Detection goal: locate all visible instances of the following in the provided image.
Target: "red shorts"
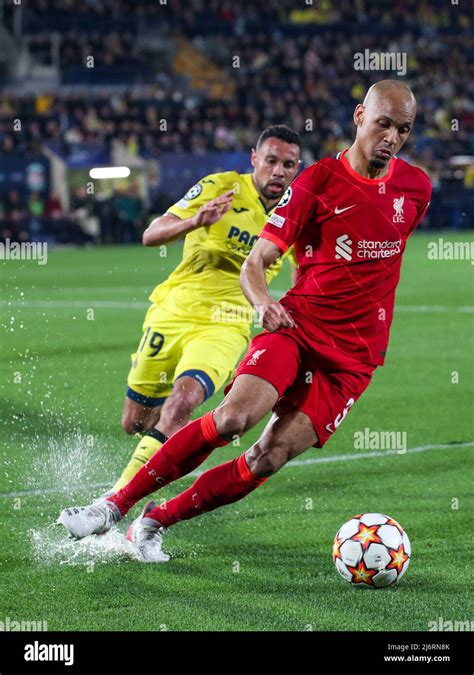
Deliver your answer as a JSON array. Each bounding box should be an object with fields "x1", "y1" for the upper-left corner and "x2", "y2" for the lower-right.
[{"x1": 225, "y1": 331, "x2": 376, "y2": 448}]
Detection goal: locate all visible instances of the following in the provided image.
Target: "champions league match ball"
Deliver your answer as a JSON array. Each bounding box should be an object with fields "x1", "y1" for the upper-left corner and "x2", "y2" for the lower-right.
[{"x1": 333, "y1": 513, "x2": 411, "y2": 588}]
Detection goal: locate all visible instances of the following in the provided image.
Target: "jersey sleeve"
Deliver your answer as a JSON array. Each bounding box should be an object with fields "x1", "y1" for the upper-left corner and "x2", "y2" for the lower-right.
[
  {"x1": 259, "y1": 165, "x2": 319, "y2": 253},
  {"x1": 166, "y1": 174, "x2": 223, "y2": 220}
]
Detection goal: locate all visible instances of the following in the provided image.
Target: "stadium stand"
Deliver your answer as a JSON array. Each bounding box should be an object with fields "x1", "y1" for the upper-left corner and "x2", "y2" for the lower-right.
[{"x1": 0, "y1": 0, "x2": 472, "y2": 242}]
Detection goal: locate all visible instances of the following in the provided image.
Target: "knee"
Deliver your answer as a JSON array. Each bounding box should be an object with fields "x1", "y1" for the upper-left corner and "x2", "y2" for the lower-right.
[
  {"x1": 214, "y1": 404, "x2": 254, "y2": 438},
  {"x1": 121, "y1": 412, "x2": 145, "y2": 435},
  {"x1": 162, "y1": 390, "x2": 198, "y2": 425},
  {"x1": 245, "y1": 441, "x2": 289, "y2": 477}
]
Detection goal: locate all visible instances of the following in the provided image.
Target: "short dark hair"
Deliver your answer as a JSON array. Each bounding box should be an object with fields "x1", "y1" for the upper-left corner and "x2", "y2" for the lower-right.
[{"x1": 256, "y1": 124, "x2": 301, "y2": 150}]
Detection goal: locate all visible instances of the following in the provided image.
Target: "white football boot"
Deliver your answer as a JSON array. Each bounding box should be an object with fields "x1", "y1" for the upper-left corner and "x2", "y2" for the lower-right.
[
  {"x1": 57, "y1": 499, "x2": 121, "y2": 539},
  {"x1": 126, "y1": 501, "x2": 170, "y2": 563}
]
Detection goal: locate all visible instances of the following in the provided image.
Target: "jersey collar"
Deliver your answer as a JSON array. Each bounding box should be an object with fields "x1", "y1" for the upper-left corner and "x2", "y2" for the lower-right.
[{"x1": 340, "y1": 148, "x2": 396, "y2": 184}]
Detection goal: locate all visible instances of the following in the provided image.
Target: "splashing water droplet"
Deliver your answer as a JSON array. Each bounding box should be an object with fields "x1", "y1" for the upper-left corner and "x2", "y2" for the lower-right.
[{"x1": 30, "y1": 525, "x2": 137, "y2": 567}]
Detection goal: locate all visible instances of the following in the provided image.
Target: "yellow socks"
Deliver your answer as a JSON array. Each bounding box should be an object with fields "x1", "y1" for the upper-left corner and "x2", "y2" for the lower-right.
[{"x1": 113, "y1": 429, "x2": 168, "y2": 491}]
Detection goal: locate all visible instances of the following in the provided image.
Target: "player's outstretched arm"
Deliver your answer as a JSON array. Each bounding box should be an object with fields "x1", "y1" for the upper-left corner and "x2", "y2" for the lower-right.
[
  {"x1": 241, "y1": 238, "x2": 296, "y2": 332},
  {"x1": 142, "y1": 190, "x2": 235, "y2": 246}
]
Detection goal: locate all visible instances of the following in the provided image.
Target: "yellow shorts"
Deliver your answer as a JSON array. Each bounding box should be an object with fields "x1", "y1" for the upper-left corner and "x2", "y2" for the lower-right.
[{"x1": 126, "y1": 304, "x2": 249, "y2": 407}]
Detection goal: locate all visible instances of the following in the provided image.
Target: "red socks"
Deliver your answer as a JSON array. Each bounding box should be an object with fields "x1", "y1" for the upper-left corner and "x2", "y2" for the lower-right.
[
  {"x1": 107, "y1": 412, "x2": 267, "y2": 527},
  {"x1": 108, "y1": 412, "x2": 227, "y2": 516},
  {"x1": 145, "y1": 453, "x2": 267, "y2": 528}
]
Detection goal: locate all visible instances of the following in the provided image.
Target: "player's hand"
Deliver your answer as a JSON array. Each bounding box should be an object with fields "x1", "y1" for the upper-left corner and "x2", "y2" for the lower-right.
[
  {"x1": 255, "y1": 301, "x2": 296, "y2": 332},
  {"x1": 191, "y1": 190, "x2": 235, "y2": 228}
]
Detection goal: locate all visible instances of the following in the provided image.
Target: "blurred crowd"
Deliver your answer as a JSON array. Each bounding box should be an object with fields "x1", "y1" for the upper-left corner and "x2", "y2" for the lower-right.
[
  {"x1": 0, "y1": 0, "x2": 472, "y2": 241},
  {"x1": 0, "y1": 188, "x2": 85, "y2": 245},
  {"x1": 2, "y1": 1, "x2": 471, "y2": 165},
  {"x1": 2, "y1": 26, "x2": 472, "y2": 167},
  {"x1": 0, "y1": 184, "x2": 151, "y2": 245},
  {"x1": 27, "y1": 30, "x2": 148, "y2": 71},
  {"x1": 13, "y1": 0, "x2": 471, "y2": 30}
]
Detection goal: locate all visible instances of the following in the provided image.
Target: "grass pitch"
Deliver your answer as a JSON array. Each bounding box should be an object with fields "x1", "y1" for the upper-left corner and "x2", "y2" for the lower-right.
[{"x1": 0, "y1": 233, "x2": 473, "y2": 631}]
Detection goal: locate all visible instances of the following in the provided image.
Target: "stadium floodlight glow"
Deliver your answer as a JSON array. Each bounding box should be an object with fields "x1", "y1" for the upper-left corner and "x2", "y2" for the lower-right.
[
  {"x1": 449, "y1": 156, "x2": 474, "y2": 166},
  {"x1": 89, "y1": 167, "x2": 131, "y2": 179}
]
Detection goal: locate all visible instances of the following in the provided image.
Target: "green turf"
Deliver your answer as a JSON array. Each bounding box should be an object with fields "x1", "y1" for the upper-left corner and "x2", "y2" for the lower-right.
[{"x1": 0, "y1": 233, "x2": 473, "y2": 631}]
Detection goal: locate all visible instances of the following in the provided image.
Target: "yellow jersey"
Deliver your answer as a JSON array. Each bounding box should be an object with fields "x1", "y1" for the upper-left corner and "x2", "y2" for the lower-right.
[{"x1": 149, "y1": 171, "x2": 294, "y2": 336}]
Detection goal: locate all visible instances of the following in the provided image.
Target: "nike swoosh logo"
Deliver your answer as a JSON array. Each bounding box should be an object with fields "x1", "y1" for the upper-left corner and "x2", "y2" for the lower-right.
[{"x1": 334, "y1": 205, "x2": 356, "y2": 215}]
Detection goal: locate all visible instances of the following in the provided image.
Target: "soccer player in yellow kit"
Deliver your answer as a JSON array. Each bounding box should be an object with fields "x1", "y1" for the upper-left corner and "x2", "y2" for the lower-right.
[{"x1": 112, "y1": 125, "x2": 301, "y2": 491}]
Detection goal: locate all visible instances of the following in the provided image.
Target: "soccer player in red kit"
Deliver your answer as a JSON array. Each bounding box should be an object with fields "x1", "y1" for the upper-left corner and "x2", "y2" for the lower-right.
[{"x1": 58, "y1": 80, "x2": 432, "y2": 562}]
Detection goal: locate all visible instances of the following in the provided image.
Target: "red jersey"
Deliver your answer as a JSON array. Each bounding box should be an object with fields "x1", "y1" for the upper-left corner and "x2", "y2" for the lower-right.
[{"x1": 260, "y1": 149, "x2": 432, "y2": 366}]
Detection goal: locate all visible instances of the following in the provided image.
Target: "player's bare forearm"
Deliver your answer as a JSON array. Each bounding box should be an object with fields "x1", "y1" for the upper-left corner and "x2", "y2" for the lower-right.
[
  {"x1": 241, "y1": 238, "x2": 296, "y2": 331},
  {"x1": 241, "y1": 251, "x2": 274, "y2": 309},
  {"x1": 143, "y1": 189, "x2": 234, "y2": 246},
  {"x1": 142, "y1": 213, "x2": 198, "y2": 246}
]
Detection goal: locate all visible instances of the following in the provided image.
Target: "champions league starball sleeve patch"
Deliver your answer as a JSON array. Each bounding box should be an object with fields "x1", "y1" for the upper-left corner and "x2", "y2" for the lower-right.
[
  {"x1": 183, "y1": 183, "x2": 203, "y2": 200},
  {"x1": 174, "y1": 183, "x2": 204, "y2": 209},
  {"x1": 276, "y1": 186, "x2": 292, "y2": 208}
]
